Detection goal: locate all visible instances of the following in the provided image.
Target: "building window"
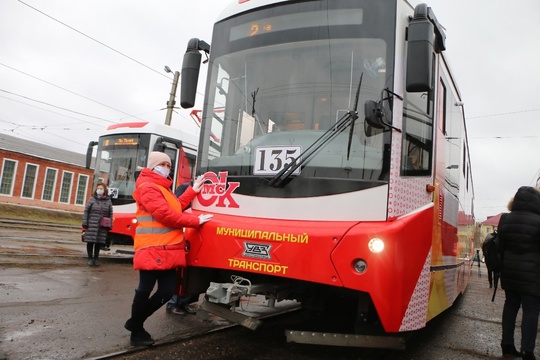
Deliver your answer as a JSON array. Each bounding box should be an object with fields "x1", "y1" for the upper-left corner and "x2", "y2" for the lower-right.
[
  {"x1": 22, "y1": 163, "x2": 39, "y2": 199},
  {"x1": 59, "y1": 171, "x2": 73, "y2": 203},
  {"x1": 75, "y1": 174, "x2": 89, "y2": 205},
  {"x1": 0, "y1": 159, "x2": 17, "y2": 196},
  {"x1": 42, "y1": 168, "x2": 57, "y2": 201}
]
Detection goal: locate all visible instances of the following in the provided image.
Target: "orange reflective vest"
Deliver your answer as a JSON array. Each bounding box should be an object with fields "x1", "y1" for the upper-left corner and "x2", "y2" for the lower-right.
[{"x1": 134, "y1": 183, "x2": 184, "y2": 251}]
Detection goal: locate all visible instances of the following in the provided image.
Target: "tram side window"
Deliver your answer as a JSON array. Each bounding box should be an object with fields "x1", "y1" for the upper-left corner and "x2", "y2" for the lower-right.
[{"x1": 401, "y1": 90, "x2": 433, "y2": 176}]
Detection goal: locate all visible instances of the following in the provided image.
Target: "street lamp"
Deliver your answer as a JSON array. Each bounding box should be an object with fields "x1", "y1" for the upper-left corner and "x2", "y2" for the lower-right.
[{"x1": 164, "y1": 66, "x2": 180, "y2": 126}]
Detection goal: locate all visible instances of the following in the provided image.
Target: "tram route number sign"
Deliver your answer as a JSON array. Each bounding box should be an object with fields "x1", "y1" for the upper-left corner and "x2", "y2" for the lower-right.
[{"x1": 253, "y1": 146, "x2": 302, "y2": 176}]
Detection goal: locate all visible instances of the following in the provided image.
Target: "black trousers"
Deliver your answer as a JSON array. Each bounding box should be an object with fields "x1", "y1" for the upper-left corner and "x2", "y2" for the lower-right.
[
  {"x1": 86, "y1": 242, "x2": 100, "y2": 259},
  {"x1": 502, "y1": 290, "x2": 540, "y2": 352}
]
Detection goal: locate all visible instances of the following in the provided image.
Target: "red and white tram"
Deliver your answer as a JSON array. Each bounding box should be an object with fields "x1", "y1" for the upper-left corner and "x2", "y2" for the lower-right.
[
  {"x1": 182, "y1": 0, "x2": 474, "y2": 347},
  {"x1": 86, "y1": 122, "x2": 198, "y2": 244}
]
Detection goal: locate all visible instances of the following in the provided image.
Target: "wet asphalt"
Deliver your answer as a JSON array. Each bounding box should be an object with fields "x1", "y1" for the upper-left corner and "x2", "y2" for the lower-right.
[
  {"x1": 0, "y1": 222, "x2": 234, "y2": 360},
  {"x1": 0, "y1": 221, "x2": 535, "y2": 359}
]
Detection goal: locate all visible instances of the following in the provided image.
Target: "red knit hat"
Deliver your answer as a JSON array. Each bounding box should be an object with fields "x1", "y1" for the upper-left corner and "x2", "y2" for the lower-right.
[{"x1": 147, "y1": 151, "x2": 171, "y2": 170}]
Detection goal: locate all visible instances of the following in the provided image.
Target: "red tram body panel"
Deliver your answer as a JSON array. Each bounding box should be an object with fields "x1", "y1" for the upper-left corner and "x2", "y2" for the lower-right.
[{"x1": 182, "y1": 0, "x2": 475, "y2": 346}]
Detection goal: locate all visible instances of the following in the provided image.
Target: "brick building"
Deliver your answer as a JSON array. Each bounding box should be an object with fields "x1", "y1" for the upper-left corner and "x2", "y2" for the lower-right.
[{"x1": 0, "y1": 133, "x2": 94, "y2": 213}]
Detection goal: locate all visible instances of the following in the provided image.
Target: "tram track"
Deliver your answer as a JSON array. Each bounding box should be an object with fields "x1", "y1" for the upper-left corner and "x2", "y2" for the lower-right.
[
  {"x1": 89, "y1": 302, "x2": 308, "y2": 360},
  {"x1": 87, "y1": 299, "x2": 416, "y2": 360},
  {"x1": 0, "y1": 219, "x2": 133, "y2": 262},
  {"x1": 88, "y1": 323, "x2": 239, "y2": 360},
  {"x1": 92, "y1": 324, "x2": 411, "y2": 360},
  {"x1": 0, "y1": 218, "x2": 80, "y2": 233}
]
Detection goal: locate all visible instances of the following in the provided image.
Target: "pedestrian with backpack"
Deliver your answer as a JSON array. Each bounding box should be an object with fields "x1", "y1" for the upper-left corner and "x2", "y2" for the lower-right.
[
  {"x1": 498, "y1": 186, "x2": 540, "y2": 360},
  {"x1": 482, "y1": 230, "x2": 499, "y2": 289}
]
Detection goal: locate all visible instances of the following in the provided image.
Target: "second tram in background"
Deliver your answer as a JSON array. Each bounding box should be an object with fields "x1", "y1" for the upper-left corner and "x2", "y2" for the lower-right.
[
  {"x1": 179, "y1": 0, "x2": 475, "y2": 348},
  {"x1": 86, "y1": 121, "x2": 198, "y2": 245}
]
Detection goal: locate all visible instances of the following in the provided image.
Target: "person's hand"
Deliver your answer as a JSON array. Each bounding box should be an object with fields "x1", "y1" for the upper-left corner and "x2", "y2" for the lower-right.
[
  {"x1": 198, "y1": 214, "x2": 213, "y2": 225},
  {"x1": 192, "y1": 175, "x2": 206, "y2": 193}
]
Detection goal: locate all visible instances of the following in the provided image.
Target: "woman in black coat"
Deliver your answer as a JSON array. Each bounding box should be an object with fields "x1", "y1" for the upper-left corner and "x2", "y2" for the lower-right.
[
  {"x1": 498, "y1": 186, "x2": 540, "y2": 360},
  {"x1": 82, "y1": 182, "x2": 113, "y2": 266}
]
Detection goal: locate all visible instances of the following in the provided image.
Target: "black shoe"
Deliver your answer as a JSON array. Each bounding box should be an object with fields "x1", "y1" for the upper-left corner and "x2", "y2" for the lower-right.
[
  {"x1": 501, "y1": 343, "x2": 521, "y2": 357},
  {"x1": 166, "y1": 306, "x2": 182, "y2": 315},
  {"x1": 522, "y1": 352, "x2": 537, "y2": 360},
  {"x1": 130, "y1": 329, "x2": 154, "y2": 346},
  {"x1": 179, "y1": 304, "x2": 197, "y2": 315},
  {"x1": 87, "y1": 259, "x2": 93, "y2": 266}
]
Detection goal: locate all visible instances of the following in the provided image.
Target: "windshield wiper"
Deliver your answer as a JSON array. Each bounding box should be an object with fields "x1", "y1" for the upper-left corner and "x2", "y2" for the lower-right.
[
  {"x1": 268, "y1": 74, "x2": 363, "y2": 188},
  {"x1": 346, "y1": 73, "x2": 363, "y2": 160}
]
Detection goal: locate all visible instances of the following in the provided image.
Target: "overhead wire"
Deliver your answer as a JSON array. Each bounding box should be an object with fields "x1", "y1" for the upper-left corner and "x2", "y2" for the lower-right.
[
  {"x1": 6, "y1": 1, "x2": 210, "y2": 136},
  {"x1": 0, "y1": 89, "x2": 112, "y2": 122},
  {"x1": 2, "y1": 1, "x2": 177, "y2": 129},
  {"x1": 17, "y1": 0, "x2": 171, "y2": 81},
  {"x1": 0, "y1": 63, "x2": 146, "y2": 122},
  {"x1": 0, "y1": 94, "x2": 105, "y2": 125},
  {"x1": 470, "y1": 135, "x2": 540, "y2": 139},
  {"x1": 468, "y1": 108, "x2": 540, "y2": 119},
  {"x1": 3, "y1": 125, "x2": 88, "y2": 149}
]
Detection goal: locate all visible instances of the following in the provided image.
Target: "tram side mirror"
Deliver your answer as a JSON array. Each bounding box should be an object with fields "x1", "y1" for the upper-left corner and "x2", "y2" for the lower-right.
[
  {"x1": 364, "y1": 100, "x2": 402, "y2": 136},
  {"x1": 180, "y1": 49, "x2": 201, "y2": 109},
  {"x1": 153, "y1": 136, "x2": 166, "y2": 152},
  {"x1": 406, "y1": 3, "x2": 435, "y2": 92},
  {"x1": 153, "y1": 142, "x2": 165, "y2": 152},
  {"x1": 364, "y1": 100, "x2": 386, "y2": 129},
  {"x1": 86, "y1": 141, "x2": 98, "y2": 169},
  {"x1": 180, "y1": 38, "x2": 210, "y2": 109}
]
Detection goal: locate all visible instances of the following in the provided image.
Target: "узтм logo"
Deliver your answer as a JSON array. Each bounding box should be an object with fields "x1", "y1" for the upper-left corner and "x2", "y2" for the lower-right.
[
  {"x1": 243, "y1": 242, "x2": 272, "y2": 260},
  {"x1": 197, "y1": 171, "x2": 240, "y2": 208}
]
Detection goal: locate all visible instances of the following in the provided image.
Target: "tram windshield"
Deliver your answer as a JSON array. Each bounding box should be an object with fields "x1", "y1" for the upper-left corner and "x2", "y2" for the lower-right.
[
  {"x1": 95, "y1": 134, "x2": 150, "y2": 205},
  {"x1": 197, "y1": 0, "x2": 395, "y2": 189}
]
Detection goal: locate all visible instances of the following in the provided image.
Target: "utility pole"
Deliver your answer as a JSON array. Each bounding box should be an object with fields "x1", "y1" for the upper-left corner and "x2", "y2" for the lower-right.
[{"x1": 164, "y1": 66, "x2": 180, "y2": 126}]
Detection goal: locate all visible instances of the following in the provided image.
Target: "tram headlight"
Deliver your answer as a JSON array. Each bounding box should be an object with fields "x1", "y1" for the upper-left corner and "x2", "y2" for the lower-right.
[
  {"x1": 127, "y1": 218, "x2": 137, "y2": 230},
  {"x1": 353, "y1": 259, "x2": 367, "y2": 274},
  {"x1": 368, "y1": 237, "x2": 385, "y2": 253}
]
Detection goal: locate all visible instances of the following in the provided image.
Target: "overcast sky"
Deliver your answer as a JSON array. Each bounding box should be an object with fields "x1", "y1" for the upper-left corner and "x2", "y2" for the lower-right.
[{"x1": 1, "y1": 0, "x2": 539, "y2": 222}]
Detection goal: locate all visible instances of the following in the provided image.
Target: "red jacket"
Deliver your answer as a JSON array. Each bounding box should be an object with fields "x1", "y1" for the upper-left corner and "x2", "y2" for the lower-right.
[
  {"x1": 132, "y1": 168, "x2": 199, "y2": 269},
  {"x1": 133, "y1": 168, "x2": 199, "y2": 231}
]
